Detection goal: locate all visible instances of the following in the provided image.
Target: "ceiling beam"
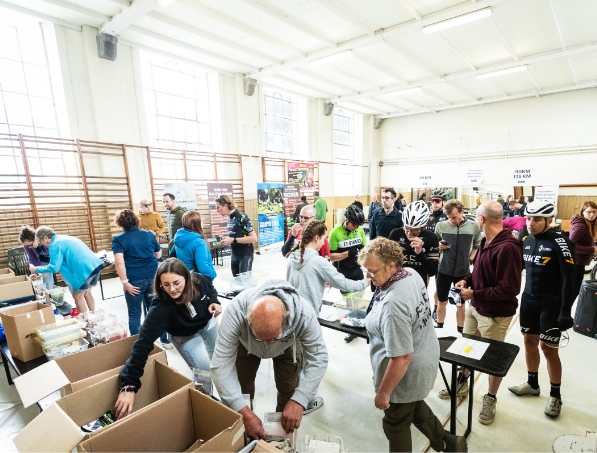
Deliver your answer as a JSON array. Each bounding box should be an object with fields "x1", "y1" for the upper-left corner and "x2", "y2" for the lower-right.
[
  {"x1": 362, "y1": 97, "x2": 407, "y2": 112},
  {"x1": 39, "y1": 0, "x2": 110, "y2": 22},
  {"x1": 487, "y1": 17, "x2": 518, "y2": 61},
  {"x1": 105, "y1": 0, "x2": 131, "y2": 7},
  {"x1": 291, "y1": 68, "x2": 356, "y2": 95},
  {"x1": 398, "y1": 0, "x2": 422, "y2": 21},
  {"x1": 147, "y1": 12, "x2": 280, "y2": 65},
  {"x1": 0, "y1": 0, "x2": 81, "y2": 31},
  {"x1": 382, "y1": 39, "x2": 439, "y2": 76},
  {"x1": 434, "y1": 33, "x2": 476, "y2": 70},
  {"x1": 239, "y1": 0, "x2": 337, "y2": 47},
  {"x1": 489, "y1": 79, "x2": 507, "y2": 96},
  {"x1": 127, "y1": 25, "x2": 258, "y2": 71},
  {"x1": 567, "y1": 58, "x2": 578, "y2": 85},
  {"x1": 526, "y1": 70, "x2": 541, "y2": 91},
  {"x1": 329, "y1": 64, "x2": 381, "y2": 90},
  {"x1": 272, "y1": 75, "x2": 334, "y2": 97},
  {"x1": 351, "y1": 52, "x2": 408, "y2": 84},
  {"x1": 337, "y1": 101, "x2": 382, "y2": 115},
  {"x1": 246, "y1": 0, "x2": 515, "y2": 79},
  {"x1": 330, "y1": 41, "x2": 597, "y2": 103},
  {"x1": 346, "y1": 101, "x2": 386, "y2": 115},
  {"x1": 547, "y1": 0, "x2": 566, "y2": 50},
  {"x1": 177, "y1": 0, "x2": 304, "y2": 57},
  {"x1": 259, "y1": 82, "x2": 316, "y2": 100},
  {"x1": 444, "y1": 81, "x2": 477, "y2": 100},
  {"x1": 421, "y1": 88, "x2": 450, "y2": 105},
  {"x1": 312, "y1": 0, "x2": 376, "y2": 36},
  {"x1": 120, "y1": 38, "x2": 233, "y2": 76},
  {"x1": 100, "y1": 0, "x2": 159, "y2": 35}
]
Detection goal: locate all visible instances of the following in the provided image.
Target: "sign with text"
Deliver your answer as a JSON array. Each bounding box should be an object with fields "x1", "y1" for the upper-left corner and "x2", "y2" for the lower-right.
[
  {"x1": 207, "y1": 183, "x2": 233, "y2": 239},
  {"x1": 283, "y1": 184, "x2": 301, "y2": 228},
  {"x1": 287, "y1": 162, "x2": 315, "y2": 192},
  {"x1": 512, "y1": 167, "x2": 533, "y2": 185},
  {"x1": 534, "y1": 186, "x2": 559, "y2": 205},
  {"x1": 465, "y1": 168, "x2": 484, "y2": 185},
  {"x1": 257, "y1": 183, "x2": 285, "y2": 252},
  {"x1": 416, "y1": 173, "x2": 434, "y2": 187},
  {"x1": 163, "y1": 182, "x2": 197, "y2": 211}
]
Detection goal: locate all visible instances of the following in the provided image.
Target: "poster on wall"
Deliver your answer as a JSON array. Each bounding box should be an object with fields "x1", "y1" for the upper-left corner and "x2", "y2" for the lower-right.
[
  {"x1": 207, "y1": 183, "x2": 233, "y2": 239},
  {"x1": 283, "y1": 184, "x2": 301, "y2": 228},
  {"x1": 535, "y1": 186, "x2": 559, "y2": 205},
  {"x1": 464, "y1": 168, "x2": 484, "y2": 185},
  {"x1": 287, "y1": 162, "x2": 315, "y2": 192},
  {"x1": 415, "y1": 173, "x2": 434, "y2": 187},
  {"x1": 257, "y1": 183, "x2": 285, "y2": 252},
  {"x1": 163, "y1": 182, "x2": 197, "y2": 211},
  {"x1": 512, "y1": 167, "x2": 533, "y2": 185}
]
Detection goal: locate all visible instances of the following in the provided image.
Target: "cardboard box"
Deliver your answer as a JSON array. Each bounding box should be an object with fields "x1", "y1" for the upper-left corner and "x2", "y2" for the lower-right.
[
  {"x1": 13, "y1": 360, "x2": 194, "y2": 453},
  {"x1": 77, "y1": 388, "x2": 245, "y2": 453},
  {"x1": 14, "y1": 335, "x2": 166, "y2": 408},
  {"x1": 0, "y1": 275, "x2": 35, "y2": 304},
  {"x1": 0, "y1": 301, "x2": 55, "y2": 362},
  {"x1": 0, "y1": 267, "x2": 15, "y2": 278}
]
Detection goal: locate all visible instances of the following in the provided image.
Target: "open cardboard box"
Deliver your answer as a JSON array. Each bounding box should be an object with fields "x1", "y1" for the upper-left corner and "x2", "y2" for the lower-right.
[
  {"x1": 13, "y1": 359, "x2": 194, "y2": 453},
  {"x1": 0, "y1": 275, "x2": 35, "y2": 305},
  {"x1": 0, "y1": 301, "x2": 55, "y2": 361},
  {"x1": 77, "y1": 388, "x2": 245, "y2": 453},
  {"x1": 13, "y1": 335, "x2": 166, "y2": 408},
  {"x1": 0, "y1": 267, "x2": 15, "y2": 278}
]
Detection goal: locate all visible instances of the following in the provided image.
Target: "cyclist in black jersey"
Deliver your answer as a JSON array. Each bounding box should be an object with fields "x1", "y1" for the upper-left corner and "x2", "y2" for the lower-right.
[
  {"x1": 388, "y1": 201, "x2": 439, "y2": 286},
  {"x1": 508, "y1": 201, "x2": 576, "y2": 418},
  {"x1": 427, "y1": 191, "x2": 449, "y2": 322}
]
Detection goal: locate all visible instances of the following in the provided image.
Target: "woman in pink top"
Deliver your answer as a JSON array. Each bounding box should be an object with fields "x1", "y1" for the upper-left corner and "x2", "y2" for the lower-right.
[{"x1": 502, "y1": 215, "x2": 526, "y2": 232}]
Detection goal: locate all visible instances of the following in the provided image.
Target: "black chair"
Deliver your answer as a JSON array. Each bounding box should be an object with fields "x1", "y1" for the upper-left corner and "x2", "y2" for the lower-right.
[{"x1": 7, "y1": 247, "x2": 29, "y2": 276}]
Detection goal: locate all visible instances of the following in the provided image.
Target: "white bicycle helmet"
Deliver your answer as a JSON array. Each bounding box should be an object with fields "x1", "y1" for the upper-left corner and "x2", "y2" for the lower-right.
[
  {"x1": 403, "y1": 201, "x2": 430, "y2": 228},
  {"x1": 524, "y1": 200, "x2": 557, "y2": 218}
]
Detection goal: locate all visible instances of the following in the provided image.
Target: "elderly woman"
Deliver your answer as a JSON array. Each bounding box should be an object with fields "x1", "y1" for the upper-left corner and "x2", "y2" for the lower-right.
[
  {"x1": 19, "y1": 225, "x2": 54, "y2": 289},
  {"x1": 358, "y1": 237, "x2": 467, "y2": 453}
]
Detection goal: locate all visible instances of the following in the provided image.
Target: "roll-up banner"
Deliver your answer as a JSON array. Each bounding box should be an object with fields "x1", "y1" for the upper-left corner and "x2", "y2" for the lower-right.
[{"x1": 257, "y1": 183, "x2": 285, "y2": 252}]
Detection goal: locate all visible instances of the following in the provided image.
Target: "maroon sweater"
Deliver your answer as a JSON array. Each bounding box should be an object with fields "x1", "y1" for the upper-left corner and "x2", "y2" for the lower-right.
[
  {"x1": 464, "y1": 228, "x2": 523, "y2": 318},
  {"x1": 569, "y1": 214, "x2": 596, "y2": 266}
]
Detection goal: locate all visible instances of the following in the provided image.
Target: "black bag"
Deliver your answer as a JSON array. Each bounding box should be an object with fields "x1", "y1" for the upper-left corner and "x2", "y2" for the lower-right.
[{"x1": 573, "y1": 280, "x2": 597, "y2": 339}]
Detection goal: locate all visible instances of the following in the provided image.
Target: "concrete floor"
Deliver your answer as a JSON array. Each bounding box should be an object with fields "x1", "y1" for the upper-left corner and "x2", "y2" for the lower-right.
[{"x1": 1, "y1": 250, "x2": 596, "y2": 452}]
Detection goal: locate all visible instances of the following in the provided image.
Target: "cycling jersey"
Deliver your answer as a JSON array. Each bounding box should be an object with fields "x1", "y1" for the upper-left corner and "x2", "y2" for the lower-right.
[
  {"x1": 425, "y1": 209, "x2": 448, "y2": 234},
  {"x1": 387, "y1": 228, "x2": 439, "y2": 285},
  {"x1": 329, "y1": 224, "x2": 366, "y2": 270}
]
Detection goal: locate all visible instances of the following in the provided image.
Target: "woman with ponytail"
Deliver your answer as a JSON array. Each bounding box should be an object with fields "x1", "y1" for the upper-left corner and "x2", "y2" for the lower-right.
[{"x1": 286, "y1": 221, "x2": 370, "y2": 314}]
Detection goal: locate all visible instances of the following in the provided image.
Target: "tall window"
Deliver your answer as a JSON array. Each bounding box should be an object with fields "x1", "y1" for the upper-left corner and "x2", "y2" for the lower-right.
[
  {"x1": 332, "y1": 110, "x2": 363, "y2": 194},
  {"x1": 140, "y1": 51, "x2": 214, "y2": 152},
  {"x1": 263, "y1": 88, "x2": 299, "y2": 158},
  {"x1": 0, "y1": 10, "x2": 60, "y2": 137},
  {"x1": 333, "y1": 110, "x2": 354, "y2": 163}
]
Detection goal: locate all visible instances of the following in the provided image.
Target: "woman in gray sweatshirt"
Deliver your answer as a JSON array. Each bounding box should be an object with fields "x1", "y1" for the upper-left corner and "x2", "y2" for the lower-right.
[{"x1": 286, "y1": 221, "x2": 369, "y2": 314}]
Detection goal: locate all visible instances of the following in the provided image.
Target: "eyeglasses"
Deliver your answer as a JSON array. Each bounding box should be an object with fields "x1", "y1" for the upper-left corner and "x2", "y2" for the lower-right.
[
  {"x1": 405, "y1": 227, "x2": 422, "y2": 234},
  {"x1": 140, "y1": 203, "x2": 152, "y2": 207},
  {"x1": 365, "y1": 266, "x2": 384, "y2": 277},
  {"x1": 381, "y1": 196, "x2": 393, "y2": 200},
  {"x1": 300, "y1": 215, "x2": 314, "y2": 220}
]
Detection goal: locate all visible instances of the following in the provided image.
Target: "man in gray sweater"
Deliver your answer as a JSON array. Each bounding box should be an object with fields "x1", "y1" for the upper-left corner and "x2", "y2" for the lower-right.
[{"x1": 211, "y1": 280, "x2": 328, "y2": 440}]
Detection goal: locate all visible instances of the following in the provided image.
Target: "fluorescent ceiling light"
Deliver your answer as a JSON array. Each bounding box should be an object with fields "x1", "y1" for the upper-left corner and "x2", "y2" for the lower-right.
[
  {"x1": 422, "y1": 9, "x2": 492, "y2": 34},
  {"x1": 308, "y1": 50, "x2": 353, "y2": 66},
  {"x1": 385, "y1": 87, "x2": 421, "y2": 96},
  {"x1": 476, "y1": 65, "x2": 527, "y2": 79}
]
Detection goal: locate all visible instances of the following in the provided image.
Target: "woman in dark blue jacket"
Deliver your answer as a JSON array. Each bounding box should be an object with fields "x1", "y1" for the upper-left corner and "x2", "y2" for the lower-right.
[{"x1": 172, "y1": 211, "x2": 216, "y2": 281}]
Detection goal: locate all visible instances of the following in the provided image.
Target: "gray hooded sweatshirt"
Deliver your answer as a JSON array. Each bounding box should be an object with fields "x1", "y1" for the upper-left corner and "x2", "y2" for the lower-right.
[
  {"x1": 286, "y1": 248, "x2": 368, "y2": 314},
  {"x1": 211, "y1": 279, "x2": 328, "y2": 412}
]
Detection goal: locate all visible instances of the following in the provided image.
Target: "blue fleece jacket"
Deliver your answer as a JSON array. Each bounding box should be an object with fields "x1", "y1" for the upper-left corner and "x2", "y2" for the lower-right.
[
  {"x1": 35, "y1": 235, "x2": 103, "y2": 291},
  {"x1": 172, "y1": 229, "x2": 217, "y2": 280}
]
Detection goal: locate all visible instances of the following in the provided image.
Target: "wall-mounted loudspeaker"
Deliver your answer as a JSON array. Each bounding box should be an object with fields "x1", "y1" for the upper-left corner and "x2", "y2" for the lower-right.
[
  {"x1": 374, "y1": 118, "x2": 384, "y2": 129},
  {"x1": 96, "y1": 33, "x2": 118, "y2": 61},
  {"x1": 323, "y1": 102, "x2": 334, "y2": 116},
  {"x1": 244, "y1": 78, "x2": 257, "y2": 96}
]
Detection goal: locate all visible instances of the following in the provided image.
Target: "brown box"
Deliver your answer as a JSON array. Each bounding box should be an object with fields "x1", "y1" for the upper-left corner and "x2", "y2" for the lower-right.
[
  {"x1": 77, "y1": 388, "x2": 245, "y2": 453},
  {"x1": 0, "y1": 302, "x2": 55, "y2": 362},
  {"x1": 13, "y1": 360, "x2": 194, "y2": 453},
  {"x1": 14, "y1": 335, "x2": 166, "y2": 408},
  {"x1": 0, "y1": 268, "x2": 15, "y2": 279},
  {"x1": 0, "y1": 275, "x2": 35, "y2": 303}
]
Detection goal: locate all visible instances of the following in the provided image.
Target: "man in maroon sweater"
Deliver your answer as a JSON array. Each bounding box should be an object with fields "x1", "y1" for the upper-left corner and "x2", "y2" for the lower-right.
[{"x1": 437, "y1": 201, "x2": 522, "y2": 425}]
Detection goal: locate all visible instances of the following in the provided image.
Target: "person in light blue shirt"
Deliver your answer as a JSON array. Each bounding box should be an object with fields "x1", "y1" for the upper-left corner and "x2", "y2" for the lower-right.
[
  {"x1": 172, "y1": 211, "x2": 216, "y2": 281},
  {"x1": 30, "y1": 226, "x2": 103, "y2": 313}
]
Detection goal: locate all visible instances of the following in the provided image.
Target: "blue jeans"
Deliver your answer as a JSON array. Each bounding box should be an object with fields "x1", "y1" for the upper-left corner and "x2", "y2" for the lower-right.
[
  {"x1": 125, "y1": 278, "x2": 155, "y2": 336},
  {"x1": 42, "y1": 273, "x2": 54, "y2": 290},
  {"x1": 169, "y1": 322, "x2": 219, "y2": 372}
]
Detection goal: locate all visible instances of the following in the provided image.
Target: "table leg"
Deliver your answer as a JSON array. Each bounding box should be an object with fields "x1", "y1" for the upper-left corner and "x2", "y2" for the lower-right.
[
  {"x1": 464, "y1": 370, "x2": 474, "y2": 438},
  {"x1": 439, "y1": 363, "x2": 451, "y2": 394},
  {"x1": 1, "y1": 350, "x2": 13, "y2": 385},
  {"x1": 450, "y1": 363, "x2": 457, "y2": 434},
  {"x1": 100, "y1": 273, "x2": 106, "y2": 300}
]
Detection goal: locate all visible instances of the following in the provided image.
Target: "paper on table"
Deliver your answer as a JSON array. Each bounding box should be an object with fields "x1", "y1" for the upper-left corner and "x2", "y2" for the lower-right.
[
  {"x1": 434, "y1": 328, "x2": 462, "y2": 339},
  {"x1": 446, "y1": 337, "x2": 490, "y2": 360},
  {"x1": 318, "y1": 304, "x2": 339, "y2": 321}
]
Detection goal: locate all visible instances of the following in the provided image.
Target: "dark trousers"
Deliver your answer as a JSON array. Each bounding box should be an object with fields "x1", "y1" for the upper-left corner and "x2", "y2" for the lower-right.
[
  {"x1": 574, "y1": 264, "x2": 586, "y2": 298},
  {"x1": 383, "y1": 400, "x2": 446, "y2": 453},
  {"x1": 231, "y1": 253, "x2": 253, "y2": 277},
  {"x1": 236, "y1": 342, "x2": 302, "y2": 411}
]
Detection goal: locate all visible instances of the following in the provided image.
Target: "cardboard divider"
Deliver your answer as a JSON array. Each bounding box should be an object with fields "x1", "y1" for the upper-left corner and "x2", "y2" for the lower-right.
[
  {"x1": 0, "y1": 268, "x2": 15, "y2": 278},
  {"x1": 0, "y1": 275, "x2": 35, "y2": 304}
]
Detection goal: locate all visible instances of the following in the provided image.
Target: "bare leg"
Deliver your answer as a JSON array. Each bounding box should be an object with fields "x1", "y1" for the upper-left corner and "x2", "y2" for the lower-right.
[
  {"x1": 523, "y1": 333, "x2": 541, "y2": 373},
  {"x1": 434, "y1": 291, "x2": 438, "y2": 308},
  {"x1": 437, "y1": 300, "x2": 448, "y2": 323},
  {"x1": 83, "y1": 288, "x2": 96, "y2": 312},
  {"x1": 456, "y1": 305, "x2": 465, "y2": 328},
  {"x1": 488, "y1": 376, "x2": 503, "y2": 395},
  {"x1": 540, "y1": 341, "x2": 562, "y2": 384},
  {"x1": 72, "y1": 290, "x2": 89, "y2": 313}
]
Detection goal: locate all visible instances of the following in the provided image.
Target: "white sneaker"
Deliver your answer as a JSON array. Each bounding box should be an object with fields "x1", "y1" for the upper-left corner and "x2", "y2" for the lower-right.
[
  {"x1": 303, "y1": 397, "x2": 323, "y2": 415},
  {"x1": 160, "y1": 341, "x2": 174, "y2": 350},
  {"x1": 478, "y1": 394, "x2": 496, "y2": 425},
  {"x1": 508, "y1": 382, "x2": 540, "y2": 396},
  {"x1": 439, "y1": 380, "x2": 469, "y2": 400},
  {"x1": 544, "y1": 397, "x2": 562, "y2": 417}
]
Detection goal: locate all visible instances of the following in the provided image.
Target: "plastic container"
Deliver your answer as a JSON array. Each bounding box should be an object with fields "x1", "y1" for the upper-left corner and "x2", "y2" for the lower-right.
[
  {"x1": 89, "y1": 321, "x2": 128, "y2": 346},
  {"x1": 43, "y1": 338, "x2": 89, "y2": 360},
  {"x1": 225, "y1": 271, "x2": 267, "y2": 292},
  {"x1": 332, "y1": 290, "x2": 373, "y2": 312},
  {"x1": 34, "y1": 318, "x2": 85, "y2": 348}
]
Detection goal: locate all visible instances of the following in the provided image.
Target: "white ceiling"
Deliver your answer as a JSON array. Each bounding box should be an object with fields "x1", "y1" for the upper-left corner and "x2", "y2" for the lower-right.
[{"x1": 3, "y1": 0, "x2": 597, "y2": 118}]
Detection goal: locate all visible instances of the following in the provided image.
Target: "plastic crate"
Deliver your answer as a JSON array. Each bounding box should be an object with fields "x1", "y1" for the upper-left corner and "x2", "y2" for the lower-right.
[{"x1": 43, "y1": 338, "x2": 89, "y2": 360}]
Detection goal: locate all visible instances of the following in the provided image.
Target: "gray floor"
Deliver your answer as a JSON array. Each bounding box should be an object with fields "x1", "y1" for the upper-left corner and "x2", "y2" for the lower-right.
[{"x1": 1, "y1": 251, "x2": 596, "y2": 452}]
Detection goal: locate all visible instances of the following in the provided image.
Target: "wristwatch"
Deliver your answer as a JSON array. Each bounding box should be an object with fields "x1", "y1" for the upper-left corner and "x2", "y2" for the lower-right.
[
  {"x1": 233, "y1": 238, "x2": 238, "y2": 244},
  {"x1": 121, "y1": 279, "x2": 129, "y2": 284}
]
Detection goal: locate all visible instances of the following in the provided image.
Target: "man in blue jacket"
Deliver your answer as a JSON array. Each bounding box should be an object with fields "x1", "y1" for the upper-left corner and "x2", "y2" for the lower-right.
[{"x1": 30, "y1": 226, "x2": 103, "y2": 313}]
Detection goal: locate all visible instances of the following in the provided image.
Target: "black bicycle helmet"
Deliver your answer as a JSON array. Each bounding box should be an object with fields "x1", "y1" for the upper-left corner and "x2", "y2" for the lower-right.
[
  {"x1": 345, "y1": 205, "x2": 365, "y2": 226},
  {"x1": 430, "y1": 190, "x2": 448, "y2": 201}
]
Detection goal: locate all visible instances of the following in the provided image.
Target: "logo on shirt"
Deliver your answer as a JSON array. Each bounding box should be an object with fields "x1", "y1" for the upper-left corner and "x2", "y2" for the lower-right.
[
  {"x1": 338, "y1": 238, "x2": 363, "y2": 248},
  {"x1": 538, "y1": 245, "x2": 552, "y2": 252},
  {"x1": 555, "y1": 237, "x2": 575, "y2": 264}
]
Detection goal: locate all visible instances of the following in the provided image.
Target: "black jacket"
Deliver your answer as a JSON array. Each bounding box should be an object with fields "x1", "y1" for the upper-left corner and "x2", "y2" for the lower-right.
[{"x1": 369, "y1": 207, "x2": 403, "y2": 240}]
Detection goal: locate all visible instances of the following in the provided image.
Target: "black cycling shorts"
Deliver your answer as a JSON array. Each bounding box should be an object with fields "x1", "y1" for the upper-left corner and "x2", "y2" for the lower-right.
[
  {"x1": 436, "y1": 272, "x2": 466, "y2": 303},
  {"x1": 519, "y1": 292, "x2": 561, "y2": 344}
]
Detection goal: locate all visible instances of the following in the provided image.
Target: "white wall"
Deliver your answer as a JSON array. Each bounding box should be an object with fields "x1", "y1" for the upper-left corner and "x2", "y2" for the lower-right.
[{"x1": 375, "y1": 88, "x2": 597, "y2": 190}]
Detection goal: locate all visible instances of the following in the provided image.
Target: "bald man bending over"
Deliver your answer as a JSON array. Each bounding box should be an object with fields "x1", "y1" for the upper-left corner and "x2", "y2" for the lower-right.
[
  {"x1": 211, "y1": 280, "x2": 328, "y2": 440},
  {"x1": 439, "y1": 201, "x2": 523, "y2": 425}
]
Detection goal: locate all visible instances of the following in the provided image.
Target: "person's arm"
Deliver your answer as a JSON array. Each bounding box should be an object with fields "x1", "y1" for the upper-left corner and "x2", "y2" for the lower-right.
[
  {"x1": 155, "y1": 215, "x2": 165, "y2": 235},
  {"x1": 33, "y1": 244, "x2": 62, "y2": 275},
  {"x1": 554, "y1": 237, "x2": 578, "y2": 329},
  {"x1": 569, "y1": 222, "x2": 596, "y2": 255},
  {"x1": 281, "y1": 234, "x2": 296, "y2": 257},
  {"x1": 327, "y1": 230, "x2": 347, "y2": 262},
  {"x1": 471, "y1": 246, "x2": 522, "y2": 300},
  {"x1": 114, "y1": 253, "x2": 140, "y2": 296},
  {"x1": 321, "y1": 258, "x2": 368, "y2": 293},
  {"x1": 472, "y1": 225, "x2": 483, "y2": 250},
  {"x1": 374, "y1": 354, "x2": 413, "y2": 410},
  {"x1": 194, "y1": 241, "x2": 216, "y2": 278},
  {"x1": 24, "y1": 247, "x2": 41, "y2": 266},
  {"x1": 234, "y1": 231, "x2": 257, "y2": 244},
  {"x1": 397, "y1": 211, "x2": 403, "y2": 229}
]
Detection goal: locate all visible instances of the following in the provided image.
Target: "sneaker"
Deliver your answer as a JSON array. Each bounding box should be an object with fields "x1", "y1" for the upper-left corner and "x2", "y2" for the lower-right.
[
  {"x1": 544, "y1": 397, "x2": 562, "y2": 417},
  {"x1": 443, "y1": 433, "x2": 468, "y2": 452},
  {"x1": 478, "y1": 394, "x2": 497, "y2": 425},
  {"x1": 432, "y1": 308, "x2": 438, "y2": 323},
  {"x1": 160, "y1": 341, "x2": 174, "y2": 350},
  {"x1": 344, "y1": 333, "x2": 356, "y2": 343},
  {"x1": 508, "y1": 382, "x2": 540, "y2": 396},
  {"x1": 439, "y1": 380, "x2": 469, "y2": 400},
  {"x1": 303, "y1": 397, "x2": 324, "y2": 415}
]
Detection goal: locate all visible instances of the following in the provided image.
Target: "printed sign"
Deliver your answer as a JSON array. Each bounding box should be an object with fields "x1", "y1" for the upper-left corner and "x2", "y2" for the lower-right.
[
  {"x1": 207, "y1": 183, "x2": 233, "y2": 239},
  {"x1": 163, "y1": 182, "x2": 197, "y2": 211},
  {"x1": 416, "y1": 174, "x2": 434, "y2": 187},
  {"x1": 257, "y1": 183, "x2": 285, "y2": 252},
  {"x1": 287, "y1": 162, "x2": 315, "y2": 192},
  {"x1": 534, "y1": 186, "x2": 559, "y2": 205},
  {"x1": 283, "y1": 184, "x2": 301, "y2": 228},
  {"x1": 465, "y1": 168, "x2": 484, "y2": 185},
  {"x1": 513, "y1": 167, "x2": 533, "y2": 185}
]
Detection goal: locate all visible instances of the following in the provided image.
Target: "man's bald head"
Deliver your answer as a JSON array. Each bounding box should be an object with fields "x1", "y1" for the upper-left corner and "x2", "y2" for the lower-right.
[
  {"x1": 246, "y1": 296, "x2": 289, "y2": 343},
  {"x1": 477, "y1": 201, "x2": 503, "y2": 223},
  {"x1": 300, "y1": 205, "x2": 316, "y2": 225}
]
